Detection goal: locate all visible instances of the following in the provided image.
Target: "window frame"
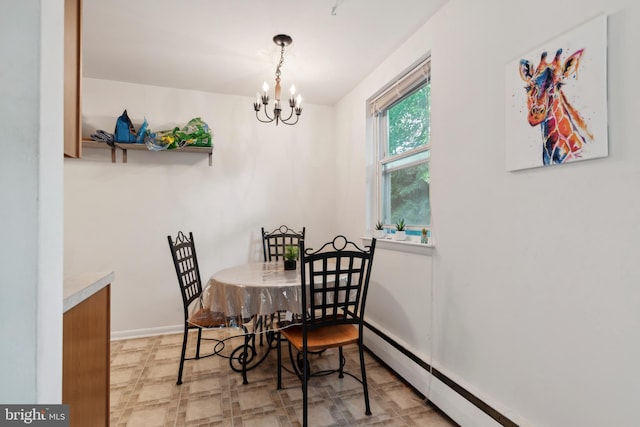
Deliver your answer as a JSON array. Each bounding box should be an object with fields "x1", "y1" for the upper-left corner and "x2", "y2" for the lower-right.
[{"x1": 369, "y1": 56, "x2": 432, "y2": 236}]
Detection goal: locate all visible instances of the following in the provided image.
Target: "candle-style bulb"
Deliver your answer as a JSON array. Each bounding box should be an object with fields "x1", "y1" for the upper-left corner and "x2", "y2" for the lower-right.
[
  {"x1": 262, "y1": 81, "x2": 269, "y2": 93},
  {"x1": 296, "y1": 94, "x2": 302, "y2": 107},
  {"x1": 290, "y1": 84, "x2": 296, "y2": 96}
]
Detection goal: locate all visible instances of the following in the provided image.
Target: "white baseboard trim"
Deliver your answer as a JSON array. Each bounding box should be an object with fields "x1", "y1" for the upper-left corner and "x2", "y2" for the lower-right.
[
  {"x1": 364, "y1": 329, "x2": 505, "y2": 427},
  {"x1": 111, "y1": 324, "x2": 183, "y2": 341}
]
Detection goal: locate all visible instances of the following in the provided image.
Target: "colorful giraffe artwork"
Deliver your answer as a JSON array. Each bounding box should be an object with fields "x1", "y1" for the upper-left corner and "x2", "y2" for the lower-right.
[
  {"x1": 505, "y1": 15, "x2": 608, "y2": 171},
  {"x1": 519, "y1": 48, "x2": 593, "y2": 165}
]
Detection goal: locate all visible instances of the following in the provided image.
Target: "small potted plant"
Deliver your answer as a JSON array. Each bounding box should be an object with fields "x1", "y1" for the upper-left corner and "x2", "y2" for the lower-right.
[
  {"x1": 284, "y1": 245, "x2": 299, "y2": 270},
  {"x1": 395, "y1": 219, "x2": 406, "y2": 241},
  {"x1": 421, "y1": 228, "x2": 428, "y2": 244},
  {"x1": 374, "y1": 221, "x2": 386, "y2": 239}
]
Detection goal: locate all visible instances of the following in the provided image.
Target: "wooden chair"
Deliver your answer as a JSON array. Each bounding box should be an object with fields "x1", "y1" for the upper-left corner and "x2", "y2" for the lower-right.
[
  {"x1": 167, "y1": 231, "x2": 227, "y2": 385},
  {"x1": 277, "y1": 235, "x2": 377, "y2": 427}
]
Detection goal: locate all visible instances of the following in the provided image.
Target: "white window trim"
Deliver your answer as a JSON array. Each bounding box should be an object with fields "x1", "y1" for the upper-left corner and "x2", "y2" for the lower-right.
[
  {"x1": 365, "y1": 54, "x2": 433, "y2": 251},
  {"x1": 362, "y1": 236, "x2": 434, "y2": 254}
]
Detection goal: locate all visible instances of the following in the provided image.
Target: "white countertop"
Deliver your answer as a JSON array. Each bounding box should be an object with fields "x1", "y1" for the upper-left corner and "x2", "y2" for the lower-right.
[{"x1": 63, "y1": 271, "x2": 114, "y2": 313}]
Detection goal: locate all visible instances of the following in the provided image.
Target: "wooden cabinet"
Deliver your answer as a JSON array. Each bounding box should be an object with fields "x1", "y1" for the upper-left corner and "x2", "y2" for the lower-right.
[
  {"x1": 63, "y1": 284, "x2": 110, "y2": 427},
  {"x1": 64, "y1": 0, "x2": 82, "y2": 158}
]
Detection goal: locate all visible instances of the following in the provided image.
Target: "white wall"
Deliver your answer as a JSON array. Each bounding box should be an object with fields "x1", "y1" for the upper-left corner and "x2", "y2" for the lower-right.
[
  {"x1": 337, "y1": 0, "x2": 640, "y2": 426},
  {"x1": 38, "y1": 0, "x2": 65, "y2": 404},
  {"x1": 0, "y1": 0, "x2": 64, "y2": 403},
  {"x1": 65, "y1": 79, "x2": 337, "y2": 336}
]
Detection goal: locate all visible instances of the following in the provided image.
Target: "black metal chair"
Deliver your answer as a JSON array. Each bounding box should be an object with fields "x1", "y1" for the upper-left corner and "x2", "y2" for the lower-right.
[
  {"x1": 276, "y1": 235, "x2": 377, "y2": 427},
  {"x1": 259, "y1": 225, "x2": 306, "y2": 342},
  {"x1": 261, "y1": 225, "x2": 306, "y2": 262},
  {"x1": 167, "y1": 231, "x2": 227, "y2": 385}
]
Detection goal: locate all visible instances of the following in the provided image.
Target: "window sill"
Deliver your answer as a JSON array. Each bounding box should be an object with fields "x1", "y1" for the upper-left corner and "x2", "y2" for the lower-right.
[{"x1": 361, "y1": 236, "x2": 434, "y2": 255}]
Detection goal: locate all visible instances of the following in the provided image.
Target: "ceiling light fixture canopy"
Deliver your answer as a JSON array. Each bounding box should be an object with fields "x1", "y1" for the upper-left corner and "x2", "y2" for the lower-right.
[{"x1": 253, "y1": 34, "x2": 302, "y2": 126}]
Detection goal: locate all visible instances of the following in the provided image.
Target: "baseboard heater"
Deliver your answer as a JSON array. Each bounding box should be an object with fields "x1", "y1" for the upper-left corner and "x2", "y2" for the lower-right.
[{"x1": 364, "y1": 321, "x2": 519, "y2": 427}]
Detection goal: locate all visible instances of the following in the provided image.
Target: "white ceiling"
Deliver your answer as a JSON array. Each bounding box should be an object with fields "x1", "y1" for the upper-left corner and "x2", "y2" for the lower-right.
[{"x1": 82, "y1": 0, "x2": 447, "y2": 106}]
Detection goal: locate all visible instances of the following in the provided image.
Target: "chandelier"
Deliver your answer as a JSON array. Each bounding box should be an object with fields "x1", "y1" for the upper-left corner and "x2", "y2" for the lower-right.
[{"x1": 253, "y1": 34, "x2": 303, "y2": 126}]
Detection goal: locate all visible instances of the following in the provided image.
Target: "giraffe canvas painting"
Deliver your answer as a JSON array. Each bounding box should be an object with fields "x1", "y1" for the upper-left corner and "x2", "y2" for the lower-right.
[{"x1": 505, "y1": 15, "x2": 608, "y2": 171}]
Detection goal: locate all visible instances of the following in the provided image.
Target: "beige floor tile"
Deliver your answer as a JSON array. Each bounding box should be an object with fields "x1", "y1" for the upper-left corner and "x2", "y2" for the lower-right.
[
  {"x1": 339, "y1": 393, "x2": 389, "y2": 424},
  {"x1": 237, "y1": 386, "x2": 277, "y2": 411},
  {"x1": 136, "y1": 382, "x2": 176, "y2": 403},
  {"x1": 110, "y1": 409, "x2": 123, "y2": 426},
  {"x1": 152, "y1": 346, "x2": 182, "y2": 362},
  {"x1": 187, "y1": 376, "x2": 224, "y2": 395},
  {"x1": 112, "y1": 350, "x2": 147, "y2": 367},
  {"x1": 241, "y1": 409, "x2": 291, "y2": 427},
  {"x1": 386, "y1": 386, "x2": 428, "y2": 412},
  {"x1": 367, "y1": 364, "x2": 401, "y2": 386},
  {"x1": 184, "y1": 395, "x2": 224, "y2": 422},
  {"x1": 191, "y1": 353, "x2": 226, "y2": 372},
  {"x1": 125, "y1": 404, "x2": 170, "y2": 427},
  {"x1": 323, "y1": 373, "x2": 364, "y2": 396},
  {"x1": 111, "y1": 366, "x2": 141, "y2": 385},
  {"x1": 404, "y1": 408, "x2": 458, "y2": 426},
  {"x1": 120, "y1": 337, "x2": 155, "y2": 351},
  {"x1": 279, "y1": 380, "x2": 329, "y2": 406},
  {"x1": 292, "y1": 400, "x2": 346, "y2": 427},
  {"x1": 159, "y1": 333, "x2": 185, "y2": 346},
  {"x1": 143, "y1": 361, "x2": 179, "y2": 380},
  {"x1": 111, "y1": 331, "x2": 457, "y2": 427},
  {"x1": 369, "y1": 418, "x2": 411, "y2": 426},
  {"x1": 111, "y1": 388, "x2": 128, "y2": 409}
]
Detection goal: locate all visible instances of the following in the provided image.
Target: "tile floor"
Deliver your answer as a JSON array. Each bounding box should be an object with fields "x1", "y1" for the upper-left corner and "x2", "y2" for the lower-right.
[{"x1": 110, "y1": 328, "x2": 457, "y2": 426}]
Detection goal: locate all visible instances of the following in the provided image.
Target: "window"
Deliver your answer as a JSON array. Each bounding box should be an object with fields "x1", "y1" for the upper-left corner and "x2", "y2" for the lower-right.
[{"x1": 370, "y1": 58, "x2": 431, "y2": 231}]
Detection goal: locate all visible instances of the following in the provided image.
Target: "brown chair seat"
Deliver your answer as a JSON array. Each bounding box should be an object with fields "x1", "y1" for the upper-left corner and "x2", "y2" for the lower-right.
[
  {"x1": 280, "y1": 323, "x2": 358, "y2": 352},
  {"x1": 188, "y1": 308, "x2": 227, "y2": 328}
]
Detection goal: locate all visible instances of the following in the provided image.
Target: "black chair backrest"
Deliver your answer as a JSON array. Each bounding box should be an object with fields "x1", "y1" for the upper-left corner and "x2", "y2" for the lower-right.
[
  {"x1": 300, "y1": 236, "x2": 376, "y2": 329},
  {"x1": 262, "y1": 225, "x2": 306, "y2": 261},
  {"x1": 168, "y1": 231, "x2": 204, "y2": 319}
]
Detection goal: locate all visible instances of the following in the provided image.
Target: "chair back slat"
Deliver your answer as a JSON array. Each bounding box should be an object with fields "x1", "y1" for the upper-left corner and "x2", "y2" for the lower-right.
[
  {"x1": 262, "y1": 225, "x2": 306, "y2": 261},
  {"x1": 168, "y1": 232, "x2": 204, "y2": 319},
  {"x1": 300, "y1": 236, "x2": 376, "y2": 330}
]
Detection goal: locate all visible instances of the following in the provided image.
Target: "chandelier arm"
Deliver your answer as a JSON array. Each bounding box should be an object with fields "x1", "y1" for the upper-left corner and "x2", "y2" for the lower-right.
[
  {"x1": 279, "y1": 107, "x2": 296, "y2": 123},
  {"x1": 255, "y1": 111, "x2": 275, "y2": 123},
  {"x1": 265, "y1": 104, "x2": 277, "y2": 120},
  {"x1": 280, "y1": 114, "x2": 300, "y2": 126}
]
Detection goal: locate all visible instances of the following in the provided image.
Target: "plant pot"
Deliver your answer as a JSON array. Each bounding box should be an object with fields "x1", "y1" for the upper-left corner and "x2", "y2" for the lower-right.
[
  {"x1": 394, "y1": 231, "x2": 406, "y2": 241},
  {"x1": 374, "y1": 230, "x2": 386, "y2": 239},
  {"x1": 284, "y1": 260, "x2": 297, "y2": 270}
]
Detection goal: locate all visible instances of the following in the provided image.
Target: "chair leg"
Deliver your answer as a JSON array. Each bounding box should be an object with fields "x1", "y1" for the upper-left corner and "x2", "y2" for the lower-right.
[
  {"x1": 338, "y1": 346, "x2": 344, "y2": 378},
  {"x1": 359, "y1": 343, "x2": 371, "y2": 416},
  {"x1": 195, "y1": 327, "x2": 203, "y2": 359},
  {"x1": 302, "y1": 347, "x2": 309, "y2": 427},
  {"x1": 177, "y1": 323, "x2": 189, "y2": 385},
  {"x1": 241, "y1": 332, "x2": 250, "y2": 385},
  {"x1": 276, "y1": 331, "x2": 282, "y2": 389}
]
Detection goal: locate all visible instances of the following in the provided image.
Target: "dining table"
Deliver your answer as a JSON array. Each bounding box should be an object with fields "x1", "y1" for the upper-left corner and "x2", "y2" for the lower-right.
[{"x1": 201, "y1": 261, "x2": 304, "y2": 384}]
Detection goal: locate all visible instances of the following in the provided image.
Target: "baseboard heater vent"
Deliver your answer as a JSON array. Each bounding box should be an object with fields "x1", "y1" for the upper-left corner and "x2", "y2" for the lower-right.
[{"x1": 364, "y1": 321, "x2": 519, "y2": 427}]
